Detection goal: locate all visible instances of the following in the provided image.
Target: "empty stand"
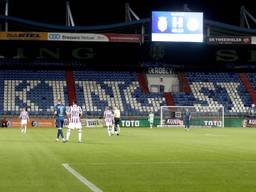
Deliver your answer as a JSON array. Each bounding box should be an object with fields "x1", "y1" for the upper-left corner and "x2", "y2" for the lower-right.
[
  {"x1": 244, "y1": 73, "x2": 256, "y2": 104},
  {"x1": 1, "y1": 67, "x2": 254, "y2": 117},
  {"x1": 74, "y1": 71, "x2": 166, "y2": 117},
  {"x1": 0, "y1": 70, "x2": 68, "y2": 116},
  {"x1": 173, "y1": 72, "x2": 252, "y2": 115}
]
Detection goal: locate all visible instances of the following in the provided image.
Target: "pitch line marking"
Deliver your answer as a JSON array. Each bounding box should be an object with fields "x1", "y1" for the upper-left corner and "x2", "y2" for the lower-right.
[{"x1": 62, "y1": 163, "x2": 103, "y2": 192}]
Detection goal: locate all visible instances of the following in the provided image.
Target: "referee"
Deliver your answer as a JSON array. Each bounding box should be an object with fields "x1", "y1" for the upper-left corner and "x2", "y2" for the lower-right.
[{"x1": 113, "y1": 106, "x2": 121, "y2": 136}]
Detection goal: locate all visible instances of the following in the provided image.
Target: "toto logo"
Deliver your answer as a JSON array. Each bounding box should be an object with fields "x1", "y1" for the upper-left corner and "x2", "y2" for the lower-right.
[
  {"x1": 48, "y1": 33, "x2": 61, "y2": 40},
  {"x1": 121, "y1": 120, "x2": 140, "y2": 127},
  {"x1": 204, "y1": 120, "x2": 222, "y2": 127}
]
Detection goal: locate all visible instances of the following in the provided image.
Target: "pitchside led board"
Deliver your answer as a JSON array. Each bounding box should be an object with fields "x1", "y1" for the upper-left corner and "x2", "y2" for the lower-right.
[{"x1": 151, "y1": 11, "x2": 204, "y2": 43}]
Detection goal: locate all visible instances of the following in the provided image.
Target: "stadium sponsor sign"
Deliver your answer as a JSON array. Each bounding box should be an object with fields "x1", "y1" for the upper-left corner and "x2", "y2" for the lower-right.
[
  {"x1": 48, "y1": 33, "x2": 141, "y2": 43},
  {"x1": 242, "y1": 119, "x2": 256, "y2": 128},
  {"x1": 165, "y1": 119, "x2": 183, "y2": 127},
  {"x1": 121, "y1": 120, "x2": 140, "y2": 127},
  {"x1": 207, "y1": 36, "x2": 251, "y2": 45},
  {"x1": 31, "y1": 120, "x2": 55, "y2": 127},
  {"x1": 48, "y1": 33, "x2": 109, "y2": 42},
  {"x1": 0, "y1": 32, "x2": 141, "y2": 43},
  {"x1": 8, "y1": 119, "x2": 55, "y2": 128},
  {"x1": 203, "y1": 120, "x2": 222, "y2": 127},
  {"x1": 84, "y1": 119, "x2": 103, "y2": 128},
  {"x1": 105, "y1": 33, "x2": 142, "y2": 43},
  {"x1": 0, "y1": 32, "x2": 47, "y2": 41},
  {"x1": 160, "y1": 118, "x2": 224, "y2": 128},
  {"x1": 147, "y1": 67, "x2": 174, "y2": 74}
]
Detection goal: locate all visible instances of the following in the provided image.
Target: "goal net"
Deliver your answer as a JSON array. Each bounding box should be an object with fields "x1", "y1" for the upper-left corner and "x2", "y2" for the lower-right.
[{"x1": 160, "y1": 105, "x2": 224, "y2": 128}]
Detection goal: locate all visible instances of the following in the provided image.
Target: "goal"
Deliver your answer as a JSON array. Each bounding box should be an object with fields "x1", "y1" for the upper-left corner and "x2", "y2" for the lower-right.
[{"x1": 160, "y1": 105, "x2": 224, "y2": 128}]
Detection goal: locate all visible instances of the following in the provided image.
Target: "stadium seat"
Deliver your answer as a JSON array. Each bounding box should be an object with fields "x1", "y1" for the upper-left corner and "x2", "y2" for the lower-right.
[{"x1": 172, "y1": 72, "x2": 251, "y2": 115}]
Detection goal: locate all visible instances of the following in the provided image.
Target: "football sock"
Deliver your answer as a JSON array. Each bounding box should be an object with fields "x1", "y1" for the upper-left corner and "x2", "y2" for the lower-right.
[
  {"x1": 60, "y1": 129, "x2": 64, "y2": 139},
  {"x1": 78, "y1": 129, "x2": 82, "y2": 142},
  {"x1": 66, "y1": 129, "x2": 71, "y2": 141}
]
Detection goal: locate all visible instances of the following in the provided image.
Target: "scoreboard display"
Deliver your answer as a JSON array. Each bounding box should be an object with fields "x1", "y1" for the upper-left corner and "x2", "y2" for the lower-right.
[{"x1": 151, "y1": 11, "x2": 203, "y2": 43}]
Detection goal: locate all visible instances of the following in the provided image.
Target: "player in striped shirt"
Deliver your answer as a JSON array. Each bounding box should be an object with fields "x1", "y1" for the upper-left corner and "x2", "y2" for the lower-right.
[
  {"x1": 104, "y1": 107, "x2": 114, "y2": 136},
  {"x1": 66, "y1": 101, "x2": 83, "y2": 143},
  {"x1": 19, "y1": 107, "x2": 29, "y2": 134}
]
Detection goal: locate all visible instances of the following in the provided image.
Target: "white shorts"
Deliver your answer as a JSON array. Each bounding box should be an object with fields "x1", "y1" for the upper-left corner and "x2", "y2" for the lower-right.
[
  {"x1": 68, "y1": 122, "x2": 82, "y2": 129},
  {"x1": 105, "y1": 121, "x2": 113, "y2": 127},
  {"x1": 21, "y1": 120, "x2": 27, "y2": 125}
]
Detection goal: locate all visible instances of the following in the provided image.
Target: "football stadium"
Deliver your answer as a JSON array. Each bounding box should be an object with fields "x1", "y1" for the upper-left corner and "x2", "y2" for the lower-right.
[{"x1": 1, "y1": 1, "x2": 256, "y2": 192}]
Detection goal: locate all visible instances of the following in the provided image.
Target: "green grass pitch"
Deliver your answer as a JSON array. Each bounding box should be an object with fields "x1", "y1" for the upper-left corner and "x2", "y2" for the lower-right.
[{"x1": 1, "y1": 127, "x2": 256, "y2": 192}]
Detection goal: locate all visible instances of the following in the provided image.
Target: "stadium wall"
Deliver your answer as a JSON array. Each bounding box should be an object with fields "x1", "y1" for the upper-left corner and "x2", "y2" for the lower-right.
[{"x1": 0, "y1": 41, "x2": 256, "y2": 71}]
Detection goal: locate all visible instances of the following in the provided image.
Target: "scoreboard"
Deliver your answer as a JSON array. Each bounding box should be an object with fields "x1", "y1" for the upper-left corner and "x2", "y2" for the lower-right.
[{"x1": 151, "y1": 11, "x2": 204, "y2": 43}]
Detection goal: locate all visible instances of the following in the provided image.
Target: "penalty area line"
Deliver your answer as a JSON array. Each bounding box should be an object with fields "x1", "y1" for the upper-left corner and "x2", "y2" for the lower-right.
[{"x1": 62, "y1": 163, "x2": 103, "y2": 192}]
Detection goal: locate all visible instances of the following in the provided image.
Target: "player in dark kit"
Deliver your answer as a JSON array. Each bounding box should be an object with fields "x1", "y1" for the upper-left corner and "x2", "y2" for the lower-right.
[
  {"x1": 183, "y1": 109, "x2": 191, "y2": 131},
  {"x1": 54, "y1": 99, "x2": 66, "y2": 143}
]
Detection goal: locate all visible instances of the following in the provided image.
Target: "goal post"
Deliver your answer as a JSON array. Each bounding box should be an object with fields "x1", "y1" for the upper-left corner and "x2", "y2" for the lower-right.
[{"x1": 160, "y1": 105, "x2": 224, "y2": 128}]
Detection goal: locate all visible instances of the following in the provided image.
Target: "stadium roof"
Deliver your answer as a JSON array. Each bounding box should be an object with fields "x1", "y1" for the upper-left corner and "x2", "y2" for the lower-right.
[
  {"x1": 1, "y1": 0, "x2": 254, "y2": 25},
  {"x1": 0, "y1": 0, "x2": 255, "y2": 36}
]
